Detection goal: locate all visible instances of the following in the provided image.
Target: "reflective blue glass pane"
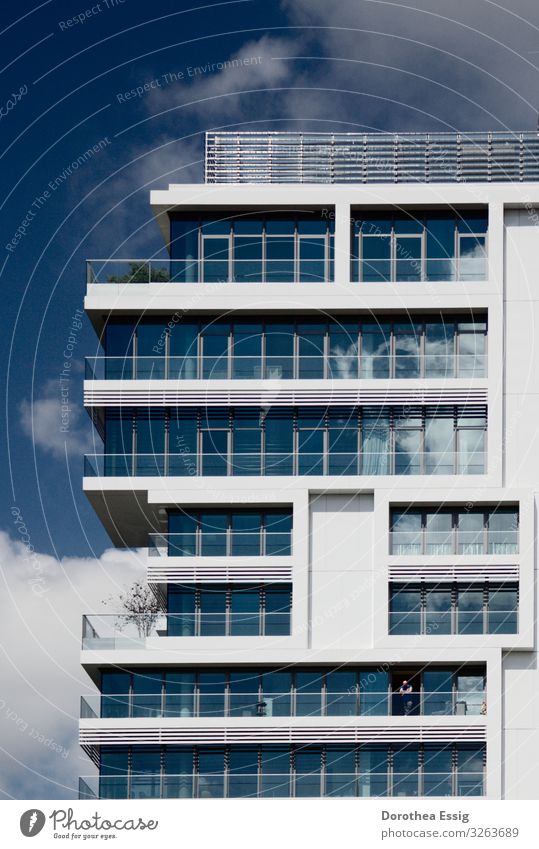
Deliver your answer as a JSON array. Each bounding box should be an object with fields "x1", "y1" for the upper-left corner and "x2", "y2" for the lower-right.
[
  {"x1": 361, "y1": 236, "x2": 391, "y2": 282},
  {"x1": 458, "y1": 589, "x2": 484, "y2": 634},
  {"x1": 359, "y1": 670, "x2": 389, "y2": 716},
  {"x1": 390, "y1": 587, "x2": 420, "y2": 635},
  {"x1": 395, "y1": 236, "x2": 422, "y2": 281},
  {"x1": 201, "y1": 430, "x2": 228, "y2": 476},
  {"x1": 425, "y1": 587, "x2": 452, "y2": 635},
  {"x1": 165, "y1": 673, "x2": 195, "y2": 717},
  {"x1": 425, "y1": 320, "x2": 454, "y2": 377},
  {"x1": 198, "y1": 672, "x2": 226, "y2": 716},
  {"x1": 199, "y1": 589, "x2": 227, "y2": 636},
  {"x1": 394, "y1": 323, "x2": 421, "y2": 377},
  {"x1": 362, "y1": 412, "x2": 390, "y2": 474}
]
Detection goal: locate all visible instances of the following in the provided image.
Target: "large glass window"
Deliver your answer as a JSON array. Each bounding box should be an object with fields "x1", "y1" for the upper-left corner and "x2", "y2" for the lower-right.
[
  {"x1": 100, "y1": 314, "x2": 486, "y2": 381},
  {"x1": 166, "y1": 508, "x2": 292, "y2": 557},
  {"x1": 169, "y1": 212, "x2": 335, "y2": 283},
  {"x1": 98, "y1": 743, "x2": 484, "y2": 798},
  {"x1": 101, "y1": 405, "x2": 487, "y2": 477},
  {"x1": 389, "y1": 583, "x2": 518, "y2": 635},
  {"x1": 98, "y1": 666, "x2": 485, "y2": 720},
  {"x1": 166, "y1": 584, "x2": 292, "y2": 637},
  {"x1": 353, "y1": 210, "x2": 487, "y2": 282},
  {"x1": 390, "y1": 506, "x2": 518, "y2": 555}
]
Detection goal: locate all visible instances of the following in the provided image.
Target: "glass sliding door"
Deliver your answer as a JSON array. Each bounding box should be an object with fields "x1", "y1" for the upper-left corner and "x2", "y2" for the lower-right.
[
  {"x1": 294, "y1": 749, "x2": 322, "y2": 797},
  {"x1": 135, "y1": 410, "x2": 164, "y2": 475},
  {"x1": 169, "y1": 320, "x2": 198, "y2": 379},
  {"x1": 200, "y1": 320, "x2": 229, "y2": 379},
  {"x1": 231, "y1": 321, "x2": 262, "y2": 379},
  {"x1": 233, "y1": 219, "x2": 262, "y2": 283}
]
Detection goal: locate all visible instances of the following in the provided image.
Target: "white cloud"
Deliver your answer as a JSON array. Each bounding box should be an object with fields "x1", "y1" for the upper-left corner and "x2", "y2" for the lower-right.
[
  {"x1": 0, "y1": 531, "x2": 145, "y2": 799},
  {"x1": 19, "y1": 377, "x2": 94, "y2": 461}
]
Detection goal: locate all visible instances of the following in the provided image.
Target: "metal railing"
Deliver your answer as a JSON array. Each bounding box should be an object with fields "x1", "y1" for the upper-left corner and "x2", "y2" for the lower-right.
[
  {"x1": 148, "y1": 531, "x2": 291, "y2": 557},
  {"x1": 353, "y1": 256, "x2": 486, "y2": 282},
  {"x1": 84, "y1": 353, "x2": 487, "y2": 381},
  {"x1": 205, "y1": 130, "x2": 539, "y2": 184},
  {"x1": 390, "y1": 529, "x2": 518, "y2": 556},
  {"x1": 80, "y1": 690, "x2": 485, "y2": 719},
  {"x1": 84, "y1": 451, "x2": 486, "y2": 478},
  {"x1": 86, "y1": 259, "x2": 333, "y2": 285},
  {"x1": 389, "y1": 610, "x2": 518, "y2": 635},
  {"x1": 80, "y1": 771, "x2": 484, "y2": 799},
  {"x1": 82, "y1": 612, "x2": 291, "y2": 648}
]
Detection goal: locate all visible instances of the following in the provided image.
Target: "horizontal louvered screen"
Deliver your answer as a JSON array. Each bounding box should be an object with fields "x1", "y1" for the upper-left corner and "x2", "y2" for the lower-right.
[
  {"x1": 148, "y1": 563, "x2": 293, "y2": 583},
  {"x1": 205, "y1": 131, "x2": 539, "y2": 183},
  {"x1": 80, "y1": 723, "x2": 486, "y2": 747},
  {"x1": 84, "y1": 387, "x2": 487, "y2": 408},
  {"x1": 388, "y1": 564, "x2": 519, "y2": 582}
]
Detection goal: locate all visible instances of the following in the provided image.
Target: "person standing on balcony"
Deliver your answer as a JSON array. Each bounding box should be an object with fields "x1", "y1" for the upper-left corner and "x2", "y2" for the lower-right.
[{"x1": 399, "y1": 680, "x2": 414, "y2": 715}]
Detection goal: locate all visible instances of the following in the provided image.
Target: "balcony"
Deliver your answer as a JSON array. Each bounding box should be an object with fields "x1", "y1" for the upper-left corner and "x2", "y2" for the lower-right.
[
  {"x1": 79, "y1": 770, "x2": 484, "y2": 799},
  {"x1": 84, "y1": 451, "x2": 485, "y2": 479},
  {"x1": 80, "y1": 689, "x2": 485, "y2": 720},
  {"x1": 85, "y1": 353, "x2": 487, "y2": 381},
  {"x1": 82, "y1": 611, "x2": 291, "y2": 648},
  {"x1": 86, "y1": 258, "x2": 333, "y2": 285}
]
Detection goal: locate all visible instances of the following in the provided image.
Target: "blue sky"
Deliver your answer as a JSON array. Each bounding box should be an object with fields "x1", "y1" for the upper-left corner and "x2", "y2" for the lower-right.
[
  {"x1": 2, "y1": 0, "x2": 539, "y2": 558},
  {"x1": 1, "y1": 0, "x2": 539, "y2": 799}
]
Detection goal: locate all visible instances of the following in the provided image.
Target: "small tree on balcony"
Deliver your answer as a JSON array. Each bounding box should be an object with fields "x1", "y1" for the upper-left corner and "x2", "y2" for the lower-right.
[
  {"x1": 106, "y1": 261, "x2": 170, "y2": 283},
  {"x1": 104, "y1": 581, "x2": 160, "y2": 638}
]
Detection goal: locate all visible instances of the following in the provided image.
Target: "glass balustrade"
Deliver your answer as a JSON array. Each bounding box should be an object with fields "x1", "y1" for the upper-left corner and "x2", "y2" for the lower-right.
[
  {"x1": 79, "y1": 770, "x2": 484, "y2": 799},
  {"x1": 86, "y1": 259, "x2": 333, "y2": 285},
  {"x1": 80, "y1": 689, "x2": 485, "y2": 719},
  {"x1": 84, "y1": 450, "x2": 486, "y2": 478},
  {"x1": 82, "y1": 612, "x2": 291, "y2": 648},
  {"x1": 390, "y1": 529, "x2": 518, "y2": 555},
  {"x1": 84, "y1": 353, "x2": 487, "y2": 381},
  {"x1": 148, "y1": 531, "x2": 291, "y2": 558}
]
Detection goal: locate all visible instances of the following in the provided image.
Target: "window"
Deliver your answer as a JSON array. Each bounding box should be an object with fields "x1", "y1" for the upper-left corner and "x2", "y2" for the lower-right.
[
  {"x1": 95, "y1": 742, "x2": 485, "y2": 798},
  {"x1": 98, "y1": 743, "x2": 485, "y2": 798},
  {"x1": 98, "y1": 666, "x2": 485, "y2": 720},
  {"x1": 101, "y1": 314, "x2": 487, "y2": 381},
  {"x1": 169, "y1": 212, "x2": 335, "y2": 283},
  {"x1": 167, "y1": 584, "x2": 292, "y2": 637},
  {"x1": 390, "y1": 506, "x2": 519, "y2": 554},
  {"x1": 166, "y1": 508, "x2": 292, "y2": 557},
  {"x1": 102, "y1": 405, "x2": 486, "y2": 477},
  {"x1": 389, "y1": 583, "x2": 518, "y2": 635},
  {"x1": 353, "y1": 211, "x2": 487, "y2": 282}
]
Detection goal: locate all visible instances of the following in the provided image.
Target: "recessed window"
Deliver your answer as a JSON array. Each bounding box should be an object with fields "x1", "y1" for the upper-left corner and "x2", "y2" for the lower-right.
[
  {"x1": 389, "y1": 583, "x2": 518, "y2": 635},
  {"x1": 352, "y1": 211, "x2": 487, "y2": 282},
  {"x1": 390, "y1": 507, "x2": 519, "y2": 554}
]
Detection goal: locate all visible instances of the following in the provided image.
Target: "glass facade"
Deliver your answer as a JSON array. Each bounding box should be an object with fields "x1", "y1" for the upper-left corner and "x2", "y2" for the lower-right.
[
  {"x1": 97, "y1": 666, "x2": 485, "y2": 719},
  {"x1": 163, "y1": 508, "x2": 292, "y2": 557},
  {"x1": 97, "y1": 405, "x2": 487, "y2": 477},
  {"x1": 390, "y1": 507, "x2": 519, "y2": 555},
  {"x1": 97, "y1": 314, "x2": 487, "y2": 380},
  {"x1": 169, "y1": 211, "x2": 334, "y2": 283},
  {"x1": 389, "y1": 583, "x2": 518, "y2": 635},
  {"x1": 98, "y1": 743, "x2": 485, "y2": 798},
  {"x1": 352, "y1": 211, "x2": 487, "y2": 282},
  {"x1": 166, "y1": 584, "x2": 291, "y2": 637}
]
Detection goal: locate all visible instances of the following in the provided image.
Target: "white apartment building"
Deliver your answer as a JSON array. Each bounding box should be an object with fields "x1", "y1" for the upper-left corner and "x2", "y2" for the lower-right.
[{"x1": 78, "y1": 131, "x2": 539, "y2": 800}]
